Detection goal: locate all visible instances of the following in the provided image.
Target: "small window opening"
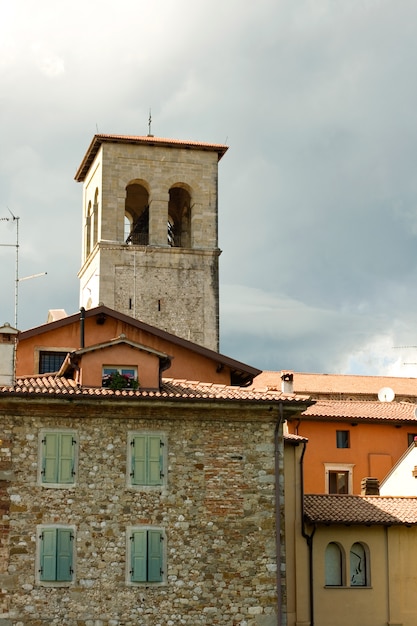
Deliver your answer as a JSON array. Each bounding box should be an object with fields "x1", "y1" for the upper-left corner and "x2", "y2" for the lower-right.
[
  {"x1": 167, "y1": 186, "x2": 191, "y2": 247},
  {"x1": 125, "y1": 183, "x2": 149, "y2": 245},
  {"x1": 336, "y1": 430, "x2": 350, "y2": 448}
]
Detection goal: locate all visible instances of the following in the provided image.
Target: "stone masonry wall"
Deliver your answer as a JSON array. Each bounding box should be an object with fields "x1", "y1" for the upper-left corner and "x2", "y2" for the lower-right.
[{"x1": 2, "y1": 400, "x2": 281, "y2": 626}]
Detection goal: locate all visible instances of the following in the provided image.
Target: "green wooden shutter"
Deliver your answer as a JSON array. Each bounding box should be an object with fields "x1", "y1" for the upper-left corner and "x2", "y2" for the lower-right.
[
  {"x1": 148, "y1": 530, "x2": 163, "y2": 582},
  {"x1": 132, "y1": 436, "x2": 146, "y2": 485},
  {"x1": 56, "y1": 529, "x2": 73, "y2": 581},
  {"x1": 131, "y1": 530, "x2": 147, "y2": 582},
  {"x1": 40, "y1": 529, "x2": 57, "y2": 581},
  {"x1": 42, "y1": 433, "x2": 59, "y2": 483},
  {"x1": 58, "y1": 434, "x2": 75, "y2": 483},
  {"x1": 148, "y1": 436, "x2": 163, "y2": 485}
]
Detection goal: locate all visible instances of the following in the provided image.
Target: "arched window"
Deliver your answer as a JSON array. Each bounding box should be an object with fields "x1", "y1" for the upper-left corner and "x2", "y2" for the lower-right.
[
  {"x1": 85, "y1": 201, "x2": 92, "y2": 258},
  {"x1": 168, "y1": 185, "x2": 191, "y2": 248},
  {"x1": 125, "y1": 182, "x2": 149, "y2": 245},
  {"x1": 325, "y1": 542, "x2": 344, "y2": 586},
  {"x1": 93, "y1": 188, "x2": 99, "y2": 247},
  {"x1": 350, "y1": 542, "x2": 368, "y2": 586}
]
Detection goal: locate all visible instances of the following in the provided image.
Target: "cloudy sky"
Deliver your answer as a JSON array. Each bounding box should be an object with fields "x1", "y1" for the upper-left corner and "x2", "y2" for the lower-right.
[{"x1": 2, "y1": 0, "x2": 417, "y2": 377}]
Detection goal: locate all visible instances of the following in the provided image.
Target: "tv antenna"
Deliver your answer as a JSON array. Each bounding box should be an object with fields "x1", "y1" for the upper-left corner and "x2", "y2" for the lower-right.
[{"x1": 0, "y1": 210, "x2": 46, "y2": 328}]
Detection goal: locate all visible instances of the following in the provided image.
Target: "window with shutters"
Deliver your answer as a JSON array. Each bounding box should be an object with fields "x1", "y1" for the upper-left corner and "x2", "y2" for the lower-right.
[
  {"x1": 127, "y1": 432, "x2": 167, "y2": 489},
  {"x1": 325, "y1": 542, "x2": 345, "y2": 586},
  {"x1": 39, "y1": 430, "x2": 77, "y2": 487},
  {"x1": 36, "y1": 525, "x2": 75, "y2": 586},
  {"x1": 126, "y1": 526, "x2": 166, "y2": 585}
]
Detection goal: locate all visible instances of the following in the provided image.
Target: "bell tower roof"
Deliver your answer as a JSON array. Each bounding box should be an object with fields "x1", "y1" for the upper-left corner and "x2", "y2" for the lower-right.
[{"x1": 75, "y1": 133, "x2": 228, "y2": 182}]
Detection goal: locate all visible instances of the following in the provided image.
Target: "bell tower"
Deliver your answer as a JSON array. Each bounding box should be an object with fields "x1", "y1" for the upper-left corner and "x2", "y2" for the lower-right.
[{"x1": 75, "y1": 134, "x2": 228, "y2": 352}]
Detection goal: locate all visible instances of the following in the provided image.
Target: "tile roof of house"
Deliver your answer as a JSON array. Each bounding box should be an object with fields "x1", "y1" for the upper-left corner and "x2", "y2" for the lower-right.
[
  {"x1": 301, "y1": 399, "x2": 417, "y2": 422},
  {"x1": 284, "y1": 432, "x2": 309, "y2": 444},
  {"x1": 75, "y1": 134, "x2": 229, "y2": 181},
  {"x1": 0, "y1": 375, "x2": 311, "y2": 405},
  {"x1": 18, "y1": 305, "x2": 261, "y2": 387},
  {"x1": 253, "y1": 371, "x2": 417, "y2": 398},
  {"x1": 304, "y1": 494, "x2": 417, "y2": 525}
]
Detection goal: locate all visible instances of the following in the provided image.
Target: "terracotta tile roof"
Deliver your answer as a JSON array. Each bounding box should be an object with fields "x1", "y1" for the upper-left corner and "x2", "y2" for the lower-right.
[
  {"x1": 304, "y1": 494, "x2": 417, "y2": 525},
  {"x1": 253, "y1": 371, "x2": 417, "y2": 398},
  {"x1": 302, "y1": 399, "x2": 417, "y2": 422},
  {"x1": 0, "y1": 375, "x2": 311, "y2": 404},
  {"x1": 75, "y1": 134, "x2": 228, "y2": 181},
  {"x1": 284, "y1": 433, "x2": 309, "y2": 444}
]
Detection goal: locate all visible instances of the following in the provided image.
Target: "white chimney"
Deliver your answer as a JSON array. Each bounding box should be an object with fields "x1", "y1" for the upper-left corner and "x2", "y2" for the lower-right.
[
  {"x1": 0, "y1": 323, "x2": 18, "y2": 386},
  {"x1": 281, "y1": 371, "x2": 294, "y2": 394}
]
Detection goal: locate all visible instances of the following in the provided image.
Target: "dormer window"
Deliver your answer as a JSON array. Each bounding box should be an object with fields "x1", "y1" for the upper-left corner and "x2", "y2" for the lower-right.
[{"x1": 102, "y1": 367, "x2": 139, "y2": 390}]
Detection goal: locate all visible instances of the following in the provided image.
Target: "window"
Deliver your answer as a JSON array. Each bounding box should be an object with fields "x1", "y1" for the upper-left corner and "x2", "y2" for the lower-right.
[
  {"x1": 325, "y1": 542, "x2": 344, "y2": 586},
  {"x1": 39, "y1": 351, "x2": 67, "y2": 374},
  {"x1": 128, "y1": 433, "x2": 166, "y2": 487},
  {"x1": 329, "y1": 471, "x2": 349, "y2": 494},
  {"x1": 350, "y1": 542, "x2": 368, "y2": 586},
  {"x1": 102, "y1": 366, "x2": 138, "y2": 389},
  {"x1": 408, "y1": 433, "x2": 417, "y2": 447},
  {"x1": 336, "y1": 430, "x2": 350, "y2": 448},
  {"x1": 37, "y1": 526, "x2": 75, "y2": 585},
  {"x1": 127, "y1": 527, "x2": 165, "y2": 584},
  {"x1": 325, "y1": 463, "x2": 354, "y2": 494},
  {"x1": 40, "y1": 430, "x2": 77, "y2": 486}
]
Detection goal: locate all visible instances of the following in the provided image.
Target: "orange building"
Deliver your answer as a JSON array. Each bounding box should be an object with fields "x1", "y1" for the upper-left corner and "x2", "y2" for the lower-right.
[{"x1": 254, "y1": 370, "x2": 417, "y2": 494}]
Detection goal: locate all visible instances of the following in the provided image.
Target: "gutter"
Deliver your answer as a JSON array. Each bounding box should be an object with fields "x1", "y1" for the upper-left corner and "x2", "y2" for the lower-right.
[{"x1": 300, "y1": 440, "x2": 316, "y2": 626}]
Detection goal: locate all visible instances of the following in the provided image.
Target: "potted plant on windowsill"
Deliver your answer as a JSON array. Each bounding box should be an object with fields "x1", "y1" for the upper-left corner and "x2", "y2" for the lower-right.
[{"x1": 102, "y1": 372, "x2": 139, "y2": 390}]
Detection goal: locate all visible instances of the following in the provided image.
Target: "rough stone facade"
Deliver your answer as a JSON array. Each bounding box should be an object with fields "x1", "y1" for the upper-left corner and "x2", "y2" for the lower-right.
[
  {"x1": 1, "y1": 398, "x2": 283, "y2": 626},
  {"x1": 77, "y1": 138, "x2": 225, "y2": 352}
]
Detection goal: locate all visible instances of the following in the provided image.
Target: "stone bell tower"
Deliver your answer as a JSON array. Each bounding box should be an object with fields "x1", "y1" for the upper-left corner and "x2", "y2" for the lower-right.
[{"x1": 75, "y1": 133, "x2": 228, "y2": 351}]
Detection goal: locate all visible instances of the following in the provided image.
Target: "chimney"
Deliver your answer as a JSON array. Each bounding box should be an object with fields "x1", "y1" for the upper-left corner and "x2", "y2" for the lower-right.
[
  {"x1": 281, "y1": 371, "x2": 294, "y2": 394},
  {"x1": 0, "y1": 323, "x2": 18, "y2": 386},
  {"x1": 361, "y1": 477, "x2": 380, "y2": 496}
]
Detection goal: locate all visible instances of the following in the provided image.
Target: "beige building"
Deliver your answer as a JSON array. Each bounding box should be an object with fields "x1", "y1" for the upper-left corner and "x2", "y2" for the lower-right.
[
  {"x1": 285, "y1": 436, "x2": 417, "y2": 626},
  {"x1": 75, "y1": 134, "x2": 228, "y2": 352}
]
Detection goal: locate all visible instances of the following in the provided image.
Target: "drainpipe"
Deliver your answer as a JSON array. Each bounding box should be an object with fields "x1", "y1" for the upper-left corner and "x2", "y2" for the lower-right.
[
  {"x1": 275, "y1": 402, "x2": 284, "y2": 626},
  {"x1": 80, "y1": 307, "x2": 85, "y2": 349},
  {"x1": 300, "y1": 440, "x2": 315, "y2": 626}
]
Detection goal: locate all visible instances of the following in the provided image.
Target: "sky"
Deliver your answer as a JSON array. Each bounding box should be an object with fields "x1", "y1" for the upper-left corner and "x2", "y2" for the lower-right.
[{"x1": 2, "y1": 0, "x2": 417, "y2": 377}]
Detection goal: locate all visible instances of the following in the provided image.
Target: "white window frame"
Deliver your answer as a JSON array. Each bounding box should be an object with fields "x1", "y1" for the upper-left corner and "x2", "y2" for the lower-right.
[
  {"x1": 324, "y1": 463, "x2": 355, "y2": 494},
  {"x1": 125, "y1": 525, "x2": 167, "y2": 587},
  {"x1": 126, "y1": 431, "x2": 168, "y2": 491},
  {"x1": 35, "y1": 524, "x2": 76, "y2": 587},
  {"x1": 38, "y1": 428, "x2": 78, "y2": 489}
]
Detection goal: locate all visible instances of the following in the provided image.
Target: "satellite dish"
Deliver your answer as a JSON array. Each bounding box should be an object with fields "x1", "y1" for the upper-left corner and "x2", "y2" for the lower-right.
[{"x1": 378, "y1": 387, "x2": 395, "y2": 402}]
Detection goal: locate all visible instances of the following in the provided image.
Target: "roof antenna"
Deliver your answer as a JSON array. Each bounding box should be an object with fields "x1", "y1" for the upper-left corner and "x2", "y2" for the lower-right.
[{"x1": 148, "y1": 108, "x2": 153, "y2": 137}]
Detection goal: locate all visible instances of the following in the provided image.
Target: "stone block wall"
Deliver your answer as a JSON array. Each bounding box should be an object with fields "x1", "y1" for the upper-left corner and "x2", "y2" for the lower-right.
[{"x1": 2, "y1": 400, "x2": 281, "y2": 625}]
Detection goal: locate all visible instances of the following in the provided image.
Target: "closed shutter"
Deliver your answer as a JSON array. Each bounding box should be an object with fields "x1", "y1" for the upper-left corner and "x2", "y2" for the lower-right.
[
  {"x1": 147, "y1": 530, "x2": 163, "y2": 582},
  {"x1": 148, "y1": 436, "x2": 163, "y2": 485},
  {"x1": 42, "y1": 433, "x2": 75, "y2": 484},
  {"x1": 59, "y1": 434, "x2": 75, "y2": 483},
  {"x1": 40, "y1": 529, "x2": 57, "y2": 581},
  {"x1": 132, "y1": 436, "x2": 146, "y2": 485},
  {"x1": 56, "y1": 529, "x2": 73, "y2": 581},
  {"x1": 131, "y1": 435, "x2": 163, "y2": 486},
  {"x1": 131, "y1": 530, "x2": 147, "y2": 582},
  {"x1": 42, "y1": 433, "x2": 59, "y2": 483}
]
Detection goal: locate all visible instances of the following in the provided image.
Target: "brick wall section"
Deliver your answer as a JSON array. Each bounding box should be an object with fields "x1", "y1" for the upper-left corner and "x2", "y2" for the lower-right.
[{"x1": 2, "y1": 399, "x2": 283, "y2": 626}]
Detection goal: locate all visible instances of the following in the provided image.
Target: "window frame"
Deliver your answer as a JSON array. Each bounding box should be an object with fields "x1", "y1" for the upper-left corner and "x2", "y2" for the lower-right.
[
  {"x1": 324, "y1": 463, "x2": 355, "y2": 494},
  {"x1": 38, "y1": 429, "x2": 78, "y2": 488},
  {"x1": 36, "y1": 524, "x2": 76, "y2": 587},
  {"x1": 102, "y1": 366, "x2": 138, "y2": 389},
  {"x1": 36, "y1": 349, "x2": 70, "y2": 375},
  {"x1": 350, "y1": 542, "x2": 370, "y2": 587},
  {"x1": 126, "y1": 526, "x2": 166, "y2": 586},
  {"x1": 127, "y1": 431, "x2": 167, "y2": 490},
  {"x1": 325, "y1": 541, "x2": 345, "y2": 587},
  {"x1": 336, "y1": 430, "x2": 350, "y2": 449}
]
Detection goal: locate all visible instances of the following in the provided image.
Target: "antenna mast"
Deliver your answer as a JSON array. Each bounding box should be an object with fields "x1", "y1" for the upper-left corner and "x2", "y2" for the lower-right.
[{"x1": 0, "y1": 210, "x2": 19, "y2": 327}]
